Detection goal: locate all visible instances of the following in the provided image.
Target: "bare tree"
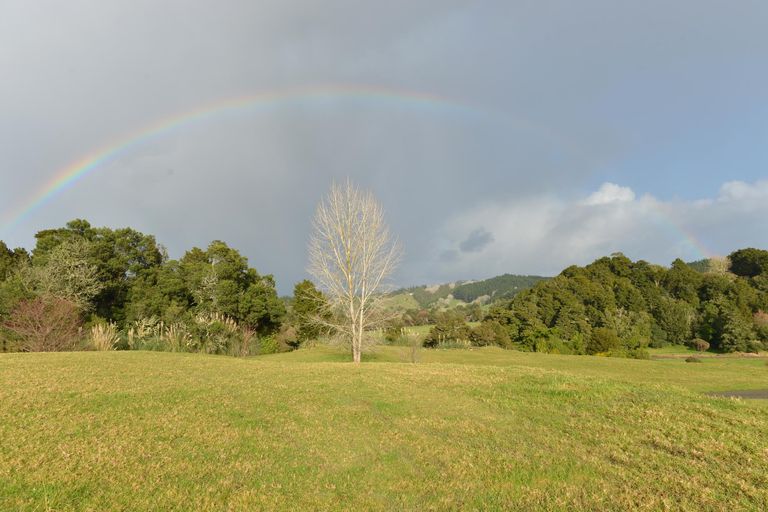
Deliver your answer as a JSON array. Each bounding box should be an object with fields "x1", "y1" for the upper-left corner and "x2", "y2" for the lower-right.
[
  {"x1": 308, "y1": 181, "x2": 401, "y2": 363},
  {"x1": 3, "y1": 296, "x2": 82, "y2": 352}
]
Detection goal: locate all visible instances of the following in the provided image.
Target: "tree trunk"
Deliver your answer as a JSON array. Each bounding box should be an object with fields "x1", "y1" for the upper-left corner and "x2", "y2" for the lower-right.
[{"x1": 353, "y1": 345, "x2": 361, "y2": 363}]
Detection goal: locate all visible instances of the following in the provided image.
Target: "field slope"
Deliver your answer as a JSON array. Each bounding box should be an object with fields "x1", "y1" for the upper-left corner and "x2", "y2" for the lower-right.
[{"x1": 1, "y1": 349, "x2": 767, "y2": 511}]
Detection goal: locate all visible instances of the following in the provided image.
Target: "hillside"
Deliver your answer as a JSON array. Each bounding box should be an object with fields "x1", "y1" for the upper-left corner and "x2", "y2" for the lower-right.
[
  {"x1": 1, "y1": 350, "x2": 767, "y2": 511},
  {"x1": 485, "y1": 252, "x2": 768, "y2": 355},
  {"x1": 390, "y1": 273, "x2": 549, "y2": 309},
  {"x1": 452, "y1": 274, "x2": 549, "y2": 302}
]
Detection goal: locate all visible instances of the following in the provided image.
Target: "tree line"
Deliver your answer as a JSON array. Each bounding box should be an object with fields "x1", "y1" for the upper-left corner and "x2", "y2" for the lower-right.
[
  {"x1": 0, "y1": 219, "x2": 290, "y2": 354},
  {"x1": 0, "y1": 181, "x2": 399, "y2": 361},
  {"x1": 3, "y1": 217, "x2": 768, "y2": 359},
  {"x1": 474, "y1": 250, "x2": 768, "y2": 356}
]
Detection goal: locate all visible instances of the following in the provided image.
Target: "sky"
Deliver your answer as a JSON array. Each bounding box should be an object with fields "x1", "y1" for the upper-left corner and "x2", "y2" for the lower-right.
[{"x1": 1, "y1": 1, "x2": 767, "y2": 293}]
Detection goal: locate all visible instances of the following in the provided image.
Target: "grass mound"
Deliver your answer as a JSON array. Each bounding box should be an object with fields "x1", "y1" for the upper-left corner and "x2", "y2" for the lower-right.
[{"x1": 1, "y1": 350, "x2": 767, "y2": 511}]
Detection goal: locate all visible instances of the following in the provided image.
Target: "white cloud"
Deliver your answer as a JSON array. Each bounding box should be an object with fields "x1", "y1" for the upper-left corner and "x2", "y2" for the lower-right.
[
  {"x1": 431, "y1": 180, "x2": 768, "y2": 280},
  {"x1": 718, "y1": 180, "x2": 768, "y2": 202},
  {"x1": 583, "y1": 182, "x2": 636, "y2": 205}
]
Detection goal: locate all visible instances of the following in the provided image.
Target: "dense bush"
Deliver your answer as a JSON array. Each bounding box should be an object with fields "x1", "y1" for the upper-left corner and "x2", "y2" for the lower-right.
[
  {"x1": 486, "y1": 252, "x2": 768, "y2": 356},
  {"x1": 0, "y1": 220, "x2": 287, "y2": 355},
  {"x1": 3, "y1": 296, "x2": 82, "y2": 352},
  {"x1": 423, "y1": 312, "x2": 471, "y2": 348},
  {"x1": 469, "y1": 321, "x2": 511, "y2": 348},
  {"x1": 688, "y1": 338, "x2": 710, "y2": 352},
  {"x1": 587, "y1": 327, "x2": 621, "y2": 355},
  {"x1": 258, "y1": 335, "x2": 280, "y2": 354}
]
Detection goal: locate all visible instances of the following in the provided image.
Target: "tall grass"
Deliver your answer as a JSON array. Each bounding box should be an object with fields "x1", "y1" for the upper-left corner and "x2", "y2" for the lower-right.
[
  {"x1": 90, "y1": 322, "x2": 120, "y2": 351},
  {"x1": 124, "y1": 314, "x2": 268, "y2": 356}
]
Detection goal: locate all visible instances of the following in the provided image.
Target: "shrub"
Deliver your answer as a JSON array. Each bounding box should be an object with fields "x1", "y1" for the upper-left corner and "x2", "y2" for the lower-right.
[
  {"x1": 127, "y1": 317, "x2": 163, "y2": 350},
  {"x1": 259, "y1": 335, "x2": 280, "y2": 354},
  {"x1": 431, "y1": 338, "x2": 472, "y2": 349},
  {"x1": 383, "y1": 321, "x2": 405, "y2": 344},
  {"x1": 192, "y1": 313, "x2": 241, "y2": 354},
  {"x1": 162, "y1": 323, "x2": 193, "y2": 352},
  {"x1": 754, "y1": 311, "x2": 768, "y2": 340},
  {"x1": 685, "y1": 356, "x2": 702, "y2": 363},
  {"x1": 534, "y1": 336, "x2": 574, "y2": 355},
  {"x1": 627, "y1": 348, "x2": 650, "y2": 360},
  {"x1": 688, "y1": 338, "x2": 710, "y2": 352},
  {"x1": 587, "y1": 327, "x2": 620, "y2": 355},
  {"x1": 90, "y1": 321, "x2": 120, "y2": 351},
  {"x1": 424, "y1": 312, "x2": 471, "y2": 348},
  {"x1": 470, "y1": 321, "x2": 511, "y2": 348},
  {"x1": 225, "y1": 326, "x2": 258, "y2": 357},
  {"x1": 275, "y1": 325, "x2": 299, "y2": 350},
  {"x1": 3, "y1": 296, "x2": 82, "y2": 352}
]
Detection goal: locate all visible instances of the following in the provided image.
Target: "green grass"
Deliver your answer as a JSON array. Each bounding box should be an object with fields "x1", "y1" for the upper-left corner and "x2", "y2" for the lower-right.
[
  {"x1": 2, "y1": 348, "x2": 768, "y2": 511},
  {"x1": 380, "y1": 292, "x2": 421, "y2": 311},
  {"x1": 266, "y1": 345, "x2": 768, "y2": 393},
  {"x1": 648, "y1": 344, "x2": 699, "y2": 355}
]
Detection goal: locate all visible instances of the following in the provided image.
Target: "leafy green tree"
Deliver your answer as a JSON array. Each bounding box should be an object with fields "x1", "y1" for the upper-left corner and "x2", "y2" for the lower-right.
[
  {"x1": 719, "y1": 307, "x2": 756, "y2": 352},
  {"x1": 423, "y1": 311, "x2": 471, "y2": 347},
  {"x1": 729, "y1": 248, "x2": 768, "y2": 277},
  {"x1": 179, "y1": 241, "x2": 285, "y2": 334},
  {"x1": 485, "y1": 250, "x2": 768, "y2": 356},
  {"x1": 754, "y1": 311, "x2": 768, "y2": 343},
  {"x1": 0, "y1": 242, "x2": 29, "y2": 282},
  {"x1": 663, "y1": 259, "x2": 702, "y2": 305},
  {"x1": 587, "y1": 327, "x2": 621, "y2": 354},
  {"x1": 652, "y1": 297, "x2": 693, "y2": 346},
  {"x1": 450, "y1": 274, "x2": 548, "y2": 302},
  {"x1": 239, "y1": 276, "x2": 286, "y2": 335},
  {"x1": 124, "y1": 260, "x2": 191, "y2": 322},
  {"x1": 292, "y1": 280, "x2": 330, "y2": 343},
  {"x1": 469, "y1": 320, "x2": 511, "y2": 347},
  {"x1": 32, "y1": 220, "x2": 164, "y2": 322},
  {"x1": 0, "y1": 243, "x2": 32, "y2": 325}
]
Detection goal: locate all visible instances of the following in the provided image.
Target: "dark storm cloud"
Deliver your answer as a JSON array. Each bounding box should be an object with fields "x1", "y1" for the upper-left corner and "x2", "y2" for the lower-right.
[
  {"x1": 459, "y1": 229, "x2": 494, "y2": 253},
  {"x1": 1, "y1": 1, "x2": 767, "y2": 291}
]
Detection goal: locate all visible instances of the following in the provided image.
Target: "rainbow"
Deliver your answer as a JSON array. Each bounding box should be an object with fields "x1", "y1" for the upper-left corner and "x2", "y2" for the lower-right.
[
  {"x1": 0, "y1": 84, "x2": 716, "y2": 264},
  {"x1": 647, "y1": 200, "x2": 711, "y2": 261},
  {"x1": 1, "y1": 84, "x2": 487, "y2": 234}
]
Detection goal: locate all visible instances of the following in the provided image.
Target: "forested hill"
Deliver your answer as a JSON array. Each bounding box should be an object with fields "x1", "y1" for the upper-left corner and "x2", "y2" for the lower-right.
[
  {"x1": 452, "y1": 274, "x2": 549, "y2": 302},
  {"x1": 483, "y1": 249, "x2": 768, "y2": 355},
  {"x1": 393, "y1": 274, "x2": 549, "y2": 308}
]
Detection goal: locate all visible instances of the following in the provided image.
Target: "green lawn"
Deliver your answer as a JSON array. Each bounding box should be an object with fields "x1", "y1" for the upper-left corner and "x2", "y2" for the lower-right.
[
  {"x1": 380, "y1": 292, "x2": 421, "y2": 311},
  {"x1": 648, "y1": 344, "x2": 700, "y2": 355},
  {"x1": 1, "y1": 348, "x2": 767, "y2": 511}
]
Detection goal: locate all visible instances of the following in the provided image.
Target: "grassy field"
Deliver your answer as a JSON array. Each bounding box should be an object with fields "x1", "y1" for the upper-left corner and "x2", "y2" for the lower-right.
[
  {"x1": 380, "y1": 292, "x2": 421, "y2": 311},
  {"x1": 1, "y1": 348, "x2": 767, "y2": 511}
]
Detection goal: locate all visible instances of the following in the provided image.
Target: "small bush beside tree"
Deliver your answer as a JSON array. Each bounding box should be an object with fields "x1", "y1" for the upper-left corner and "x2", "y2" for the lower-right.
[{"x1": 688, "y1": 338, "x2": 710, "y2": 352}]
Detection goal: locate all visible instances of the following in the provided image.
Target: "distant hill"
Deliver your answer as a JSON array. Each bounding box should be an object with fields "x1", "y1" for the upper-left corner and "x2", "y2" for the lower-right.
[
  {"x1": 390, "y1": 274, "x2": 549, "y2": 309},
  {"x1": 452, "y1": 274, "x2": 549, "y2": 302}
]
